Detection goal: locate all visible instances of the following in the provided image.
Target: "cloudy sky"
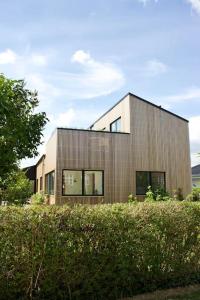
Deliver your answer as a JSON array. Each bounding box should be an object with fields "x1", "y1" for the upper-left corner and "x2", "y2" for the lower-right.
[{"x1": 0, "y1": 0, "x2": 200, "y2": 167}]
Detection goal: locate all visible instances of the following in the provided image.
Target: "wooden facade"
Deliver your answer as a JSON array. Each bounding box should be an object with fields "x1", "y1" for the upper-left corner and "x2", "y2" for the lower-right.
[{"x1": 36, "y1": 93, "x2": 192, "y2": 204}]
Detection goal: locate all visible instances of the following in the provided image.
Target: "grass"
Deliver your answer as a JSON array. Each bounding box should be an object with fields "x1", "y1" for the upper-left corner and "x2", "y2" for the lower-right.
[
  {"x1": 171, "y1": 290, "x2": 200, "y2": 299},
  {"x1": 128, "y1": 285, "x2": 200, "y2": 300}
]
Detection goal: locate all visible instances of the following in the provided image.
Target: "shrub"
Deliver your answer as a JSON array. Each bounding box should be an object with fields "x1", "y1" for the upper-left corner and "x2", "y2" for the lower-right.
[
  {"x1": 1, "y1": 203, "x2": 200, "y2": 299},
  {"x1": 186, "y1": 188, "x2": 200, "y2": 202},
  {"x1": 31, "y1": 192, "x2": 45, "y2": 205},
  {"x1": 0, "y1": 170, "x2": 33, "y2": 205},
  {"x1": 145, "y1": 186, "x2": 170, "y2": 201},
  {"x1": 173, "y1": 188, "x2": 184, "y2": 201}
]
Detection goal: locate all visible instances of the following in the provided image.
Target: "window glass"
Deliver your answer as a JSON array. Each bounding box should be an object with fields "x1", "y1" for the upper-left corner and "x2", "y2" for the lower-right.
[
  {"x1": 40, "y1": 176, "x2": 43, "y2": 191},
  {"x1": 84, "y1": 171, "x2": 103, "y2": 195},
  {"x1": 45, "y1": 171, "x2": 55, "y2": 195},
  {"x1": 110, "y1": 118, "x2": 121, "y2": 132},
  {"x1": 63, "y1": 170, "x2": 82, "y2": 195},
  {"x1": 151, "y1": 172, "x2": 165, "y2": 191},
  {"x1": 136, "y1": 171, "x2": 150, "y2": 195}
]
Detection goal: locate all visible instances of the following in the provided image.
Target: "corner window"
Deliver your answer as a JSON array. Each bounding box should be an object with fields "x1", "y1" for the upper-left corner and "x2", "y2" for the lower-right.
[
  {"x1": 84, "y1": 171, "x2": 103, "y2": 195},
  {"x1": 62, "y1": 170, "x2": 104, "y2": 196},
  {"x1": 45, "y1": 171, "x2": 55, "y2": 195},
  {"x1": 110, "y1": 117, "x2": 121, "y2": 132},
  {"x1": 136, "y1": 171, "x2": 165, "y2": 195}
]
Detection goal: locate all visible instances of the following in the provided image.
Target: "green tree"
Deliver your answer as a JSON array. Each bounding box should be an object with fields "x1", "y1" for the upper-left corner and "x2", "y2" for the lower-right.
[
  {"x1": 0, "y1": 74, "x2": 48, "y2": 183},
  {"x1": 0, "y1": 170, "x2": 33, "y2": 205}
]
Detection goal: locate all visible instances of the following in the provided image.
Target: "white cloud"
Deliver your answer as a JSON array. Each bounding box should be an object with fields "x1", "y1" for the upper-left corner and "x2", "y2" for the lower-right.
[
  {"x1": 137, "y1": 0, "x2": 158, "y2": 5},
  {"x1": 71, "y1": 50, "x2": 91, "y2": 64},
  {"x1": 30, "y1": 54, "x2": 47, "y2": 66},
  {"x1": 161, "y1": 87, "x2": 200, "y2": 105},
  {"x1": 187, "y1": 0, "x2": 200, "y2": 15},
  {"x1": 189, "y1": 115, "x2": 200, "y2": 166},
  {"x1": 0, "y1": 49, "x2": 17, "y2": 64},
  {"x1": 140, "y1": 59, "x2": 169, "y2": 77},
  {"x1": 52, "y1": 107, "x2": 104, "y2": 129},
  {"x1": 54, "y1": 108, "x2": 76, "y2": 127},
  {"x1": 0, "y1": 48, "x2": 125, "y2": 103}
]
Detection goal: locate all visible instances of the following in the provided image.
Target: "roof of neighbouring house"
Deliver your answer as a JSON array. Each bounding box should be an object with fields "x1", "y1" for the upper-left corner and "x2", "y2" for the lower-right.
[
  {"x1": 22, "y1": 165, "x2": 36, "y2": 180},
  {"x1": 192, "y1": 164, "x2": 200, "y2": 175}
]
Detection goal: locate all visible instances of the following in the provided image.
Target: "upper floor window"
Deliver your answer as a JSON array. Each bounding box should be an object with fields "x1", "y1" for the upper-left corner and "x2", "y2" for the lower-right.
[
  {"x1": 110, "y1": 117, "x2": 121, "y2": 132},
  {"x1": 136, "y1": 171, "x2": 165, "y2": 195}
]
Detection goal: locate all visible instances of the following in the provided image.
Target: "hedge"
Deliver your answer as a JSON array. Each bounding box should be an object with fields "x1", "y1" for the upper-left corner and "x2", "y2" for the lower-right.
[{"x1": 1, "y1": 202, "x2": 200, "y2": 299}]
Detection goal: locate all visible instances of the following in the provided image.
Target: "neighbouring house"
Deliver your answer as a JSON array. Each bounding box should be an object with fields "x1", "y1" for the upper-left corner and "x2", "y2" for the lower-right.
[
  {"x1": 192, "y1": 164, "x2": 200, "y2": 188},
  {"x1": 33, "y1": 92, "x2": 191, "y2": 205},
  {"x1": 23, "y1": 165, "x2": 36, "y2": 193}
]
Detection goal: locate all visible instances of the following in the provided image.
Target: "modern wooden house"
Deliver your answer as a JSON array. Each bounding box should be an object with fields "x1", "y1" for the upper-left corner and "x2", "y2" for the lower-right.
[{"x1": 35, "y1": 92, "x2": 192, "y2": 205}]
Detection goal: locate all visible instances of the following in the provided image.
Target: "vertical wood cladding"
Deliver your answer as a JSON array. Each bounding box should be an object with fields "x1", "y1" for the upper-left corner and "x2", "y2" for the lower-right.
[
  {"x1": 56, "y1": 129, "x2": 132, "y2": 204},
  {"x1": 37, "y1": 93, "x2": 191, "y2": 204}
]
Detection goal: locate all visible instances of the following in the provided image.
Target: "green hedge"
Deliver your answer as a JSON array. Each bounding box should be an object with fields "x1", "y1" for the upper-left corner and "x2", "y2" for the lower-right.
[{"x1": 1, "y1": 203, "x2": 200, "y2": 299}]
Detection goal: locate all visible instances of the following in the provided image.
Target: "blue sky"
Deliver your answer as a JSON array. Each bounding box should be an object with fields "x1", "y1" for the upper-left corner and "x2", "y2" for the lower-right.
[{"x1": 0, "y1": 0, "x2": 200, "y2": 167}]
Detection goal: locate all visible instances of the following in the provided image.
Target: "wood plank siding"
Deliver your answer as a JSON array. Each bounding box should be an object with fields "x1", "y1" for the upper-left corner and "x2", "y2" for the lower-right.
[{"x1": 36, "y1": 93, "x2": 191, "y2": 204}]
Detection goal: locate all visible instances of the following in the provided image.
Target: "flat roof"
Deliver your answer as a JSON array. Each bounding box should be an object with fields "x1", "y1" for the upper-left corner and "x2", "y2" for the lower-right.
[
  {"x1": 89, "y1": 92, "x2": 188, "y2": 127},
  {"x1": 57, "y1": 127, "x2": 129, "y2": 134}
]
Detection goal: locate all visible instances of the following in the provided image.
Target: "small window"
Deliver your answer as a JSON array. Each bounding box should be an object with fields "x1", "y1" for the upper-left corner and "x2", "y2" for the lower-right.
[
  {"x1": 36, "y1": 179, "x2": 39, "y2": 192},
  {"x1": 45, "y1": 171, "x2": 55, "y2": 195},
  {"x1": 136, "y1": 171, "x2": 165, "y2": 195},
  {"x1": 84, "y1": 171, "x2": 103, "y2": 196},
  {"x1": 110, "y1": 117, "x2": 121, "y2": 132},
  {"x1": 62, "y1": 170, "x2": 82, "y2": 195},
  {"x1": 40, "y1": 176, "x2": 43, "y2": 191}
]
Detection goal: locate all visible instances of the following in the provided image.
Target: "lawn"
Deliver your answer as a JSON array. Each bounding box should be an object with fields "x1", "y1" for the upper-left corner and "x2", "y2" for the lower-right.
[{"x1": 171, "y1": 291, "x2": 200, "y2": 299}]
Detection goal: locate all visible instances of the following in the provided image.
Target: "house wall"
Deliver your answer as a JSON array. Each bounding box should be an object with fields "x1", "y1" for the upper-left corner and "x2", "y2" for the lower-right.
[
  {"x1": 36, "y1": 157, "x2": 45, "y2": 193},
  {"x1": 87, "y1": 94, "x2": 191, "y2": 198},
  {"x1": 129, "y1": 94, "x2": 191, "y2": 197},
  {"x1": 56, "y1": 129, "x2": 132, "y2": 204},
  {"x1": 36, "y1": 130, "x2": 57, "y2": 204},
  {"x1": 91, "y1": 94, "x2": 130, "y2": 132}
]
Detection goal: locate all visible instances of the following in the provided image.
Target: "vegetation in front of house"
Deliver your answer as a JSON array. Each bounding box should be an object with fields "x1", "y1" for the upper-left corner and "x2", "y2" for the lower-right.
[
  {"x1": 1, "y1": 202, "x2": 200, "y2": 299},
  {"x1": 0, "y1": 170, "x2": 33, "y2": 205}
]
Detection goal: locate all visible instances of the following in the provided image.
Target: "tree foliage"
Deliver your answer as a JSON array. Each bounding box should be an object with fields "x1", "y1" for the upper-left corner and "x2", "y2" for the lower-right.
[
  {"x1": 0, "y1": 169, "x2": 33, "y2": 205},
  {"x1": 0, "y1": 74, "x2": 48, "y2": 181}
]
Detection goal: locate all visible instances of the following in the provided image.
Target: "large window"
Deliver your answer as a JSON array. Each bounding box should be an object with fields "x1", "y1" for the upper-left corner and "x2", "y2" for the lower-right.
[
  {"x1": 110, "y1": 117, "x2": 121, "y2": 132},
  {"x1": 84, "y1": 171, "x2": 103, "y2": 195},
  {"x1": 45, "y1": 171, "x2": 55, "y2": 195},
  {"x1": 136, "y1": 171, "x2": 165, "y2": 195},
  {"x1": 62, "y1": 170, "x2": 104, "y2": 196},
  {"x1": 62, "y1": 170, "x2": 82, "y2": 195}
]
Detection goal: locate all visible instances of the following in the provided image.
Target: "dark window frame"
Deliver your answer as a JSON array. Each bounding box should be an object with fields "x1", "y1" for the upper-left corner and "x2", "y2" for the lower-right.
[
  {"x1": 110, "y1": 117, "x2": 121, "y2": 132},
  {"x1": 136, "y1": 171, "x2": 166, "y2": 195},
  {"x1": 40, "y1": 176, "x2": 43, "y2": 191},
  {"x1": 62, "y1": 169, "x2": 104, "y2": 196},
  {"x1": 45, "y1": 170, "x2": 55, "y2": 195}
]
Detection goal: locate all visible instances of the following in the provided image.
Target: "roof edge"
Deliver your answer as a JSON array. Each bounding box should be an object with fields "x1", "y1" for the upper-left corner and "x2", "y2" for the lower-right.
[
  {"x1": 57, "y1": 127, "x2": 129, "y2": 134},
  {"x1": 89, "y1": 92, "x2": 188, "y2": 127}
]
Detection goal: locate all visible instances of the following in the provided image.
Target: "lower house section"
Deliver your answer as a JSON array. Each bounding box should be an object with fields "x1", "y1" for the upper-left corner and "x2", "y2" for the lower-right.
[{"x1": 35, "y1": 128, "x2": 191, "y2": 205}]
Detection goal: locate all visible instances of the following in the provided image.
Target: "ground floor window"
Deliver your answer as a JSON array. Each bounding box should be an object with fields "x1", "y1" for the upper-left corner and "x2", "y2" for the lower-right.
[
  {"x1": 45, "y1": 171, "x2": 55, "y2": 195},
  {"x1": 136, "y1": 171, "x2": 165, "y2": 195},
  {"x1": 62, "y1": 170, "x2": 104, "y2": 196}
]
